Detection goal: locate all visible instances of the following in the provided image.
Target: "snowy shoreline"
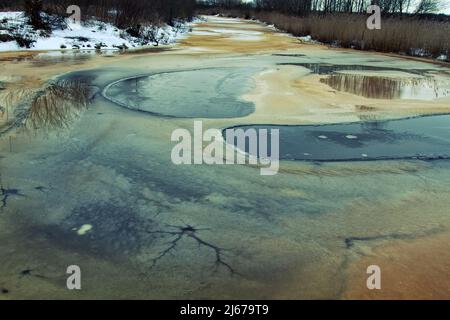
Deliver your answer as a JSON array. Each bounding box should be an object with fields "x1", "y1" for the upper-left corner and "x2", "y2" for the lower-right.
[{"x1": 0, "y1": 11, "x2": 199, "y2": 53}]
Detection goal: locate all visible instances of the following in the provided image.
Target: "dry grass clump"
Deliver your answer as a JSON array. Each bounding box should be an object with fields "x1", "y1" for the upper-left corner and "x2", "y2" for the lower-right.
[{"x1": 253, "y1": 12, "x2": 449, "y2": 60}]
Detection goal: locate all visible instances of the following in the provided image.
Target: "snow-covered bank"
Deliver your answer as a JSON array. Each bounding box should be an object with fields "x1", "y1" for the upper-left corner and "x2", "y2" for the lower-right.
[{"x1": 0, "y1": 11, "x2": 195, "y2": 52}]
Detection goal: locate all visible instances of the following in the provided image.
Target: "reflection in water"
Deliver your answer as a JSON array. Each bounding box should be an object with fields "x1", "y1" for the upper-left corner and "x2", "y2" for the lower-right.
[
  {"x1": 121, "y1": 46, "x2": 173, "y2": 55},
  {"x1": 31, "y1": 52, "x2": 93, "y2": 67},
  {"x1": 279, "y1": 62, "x2": 431, "y2": 75},
  {"x1": 26, "y1": 80, "x2": 92, "y2": 130},
  {"x1": 321, "y1": 74, "x2": 450, "y2": 100},
  {"x1": 0, "y1": 87, "x2": 36, "y2": 135}
]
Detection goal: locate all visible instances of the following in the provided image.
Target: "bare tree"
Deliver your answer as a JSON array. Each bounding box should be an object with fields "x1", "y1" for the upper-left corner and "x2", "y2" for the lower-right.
[
  {"x1": 24, "y1": 0, "x2": 47, "y2": 29},
  {"x1": 415, "y1": 0, "x2": 441, "y2": 13}
]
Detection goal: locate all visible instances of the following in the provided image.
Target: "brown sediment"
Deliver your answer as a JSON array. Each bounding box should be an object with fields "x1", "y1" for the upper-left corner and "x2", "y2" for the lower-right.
[
  {"x1": 0, "y1": 50, "x2": 42, "y2": 62},
  {"x1": 178, "y1": 17, "x2": 301, "y2": 54},
  {"x1": 278, "y1": 160, "x2": 430, "y2": 177},
  {"x1": 342, "y1": 232, "x2": 450, "y2": 299}
]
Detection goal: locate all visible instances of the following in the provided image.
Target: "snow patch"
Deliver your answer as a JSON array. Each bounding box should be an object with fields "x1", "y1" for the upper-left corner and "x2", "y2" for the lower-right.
[{"x1": 0, "y1": 11, "x2": 192, "y2": 52}]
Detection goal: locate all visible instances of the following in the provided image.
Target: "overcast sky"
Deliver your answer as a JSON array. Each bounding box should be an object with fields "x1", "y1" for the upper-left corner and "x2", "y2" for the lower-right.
[{"x1": 442, "y1": 1, "x2": 450, "y2": 14}]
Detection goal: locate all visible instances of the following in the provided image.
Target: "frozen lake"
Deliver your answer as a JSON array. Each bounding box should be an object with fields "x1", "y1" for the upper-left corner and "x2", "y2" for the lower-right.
[
  {"x1": 227, "y1": 114, "x2": 450, "y2": 161},
  {"x1": 1, "y1": 16, "x2": 450, "y2": 300}
]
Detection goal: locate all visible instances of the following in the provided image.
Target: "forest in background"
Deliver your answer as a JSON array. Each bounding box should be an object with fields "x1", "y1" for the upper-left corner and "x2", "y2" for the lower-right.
[{"x1": 0, "y1": 0, "x2": 197, "y2": 27}]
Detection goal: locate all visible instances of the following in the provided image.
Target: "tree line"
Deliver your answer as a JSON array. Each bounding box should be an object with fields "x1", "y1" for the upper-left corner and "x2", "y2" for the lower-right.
[
  {"x1": 199, "y1": 0, "x2": 445, "y2": 15},
  {"x1": 1, "y1": 0, "x2": 197, "y2": 27}
]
